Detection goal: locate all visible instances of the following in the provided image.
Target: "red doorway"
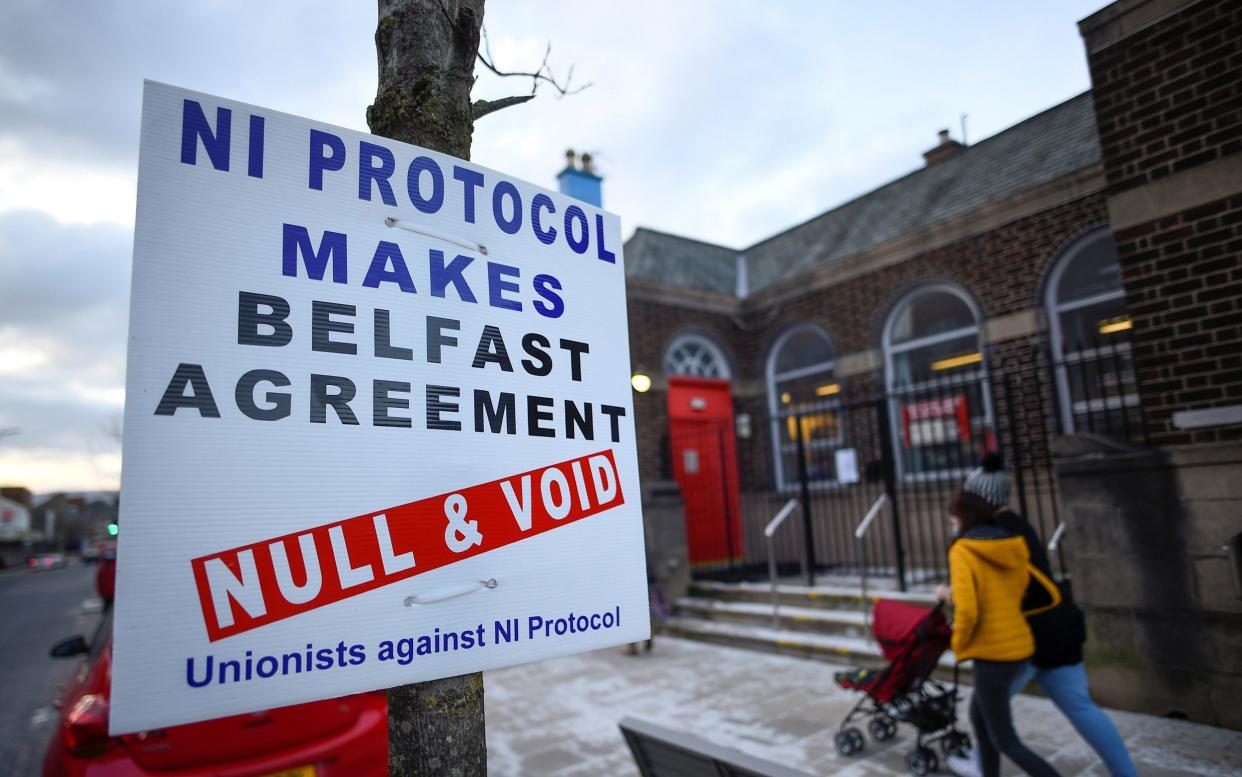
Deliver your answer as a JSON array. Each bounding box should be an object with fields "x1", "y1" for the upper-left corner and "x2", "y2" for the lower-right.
[{"x1": 667, "y1": 376, "x2": 744, "y2": 569}]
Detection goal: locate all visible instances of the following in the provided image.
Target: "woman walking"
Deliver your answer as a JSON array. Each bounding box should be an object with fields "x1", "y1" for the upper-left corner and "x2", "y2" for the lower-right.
[
  {"x1": 943, "y1": 489, "x2": 1063, "y2": 777},
  {"x1": 949, "y1": 455, "x2": 1138, "y2": 777}
]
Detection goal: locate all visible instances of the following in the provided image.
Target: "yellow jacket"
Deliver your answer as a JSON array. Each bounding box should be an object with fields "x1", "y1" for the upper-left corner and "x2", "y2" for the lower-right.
[{"x1": 949, "y1": 528, "x2": 1061, "y2": 662}]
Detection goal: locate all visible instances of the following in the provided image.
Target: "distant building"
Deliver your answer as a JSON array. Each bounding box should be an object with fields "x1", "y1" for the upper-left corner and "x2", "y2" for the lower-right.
[
  {"x1": 0, "y1": 493, "x2": 31, "y2": 541},
  {"x1": 0, "y1": 488, "x2": 34, "y2": 567},
  {"x1": 30, "y1": 492, "x2": 118, "y2": 552}
]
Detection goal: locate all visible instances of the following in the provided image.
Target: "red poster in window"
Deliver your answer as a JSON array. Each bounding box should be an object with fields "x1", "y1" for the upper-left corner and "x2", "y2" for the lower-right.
[{"x1": 901, "y1": 395, "x2": 970, "y2": 447}]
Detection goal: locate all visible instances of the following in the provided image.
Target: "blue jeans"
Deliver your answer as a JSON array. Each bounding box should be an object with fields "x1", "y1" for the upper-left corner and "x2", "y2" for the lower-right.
[{"x1": 1008, "y1": 662, "x2": 1137, "y2": 777}]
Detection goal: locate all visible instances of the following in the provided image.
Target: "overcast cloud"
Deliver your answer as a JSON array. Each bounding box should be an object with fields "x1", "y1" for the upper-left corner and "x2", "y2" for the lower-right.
[{"x1": 0, "y1": 0, "x2": 1104, "y2": 492}]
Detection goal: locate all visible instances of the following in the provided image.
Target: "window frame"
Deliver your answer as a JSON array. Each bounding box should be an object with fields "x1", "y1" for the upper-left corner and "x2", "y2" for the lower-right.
[
  {"x1": 765, "y1": 323, "x2": 842, "y2": 491},
  {"x1": 882, "y1": 283, "x2": 993, "y2": 482},
  {"x1": 663, "y1": 332, "x2": 732, "y2": 380},
  {"x1": 1044, "y1": 228, "x2": 1136, "y2": 434}
]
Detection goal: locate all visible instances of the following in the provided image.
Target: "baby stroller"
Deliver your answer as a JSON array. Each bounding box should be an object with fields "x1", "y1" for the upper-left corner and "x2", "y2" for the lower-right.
[{"x1": 833, "y1": 599, "x2": 970, "y2": 775}]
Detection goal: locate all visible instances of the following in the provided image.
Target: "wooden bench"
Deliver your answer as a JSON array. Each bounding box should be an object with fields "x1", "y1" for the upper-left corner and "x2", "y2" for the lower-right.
[{"x1": 619, "y1": 716, "x2": 818, "y2": 777}]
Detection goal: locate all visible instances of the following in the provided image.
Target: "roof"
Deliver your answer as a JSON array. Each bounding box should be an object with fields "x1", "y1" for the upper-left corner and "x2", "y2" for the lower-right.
[
  {"x1": 624, "y1": 92, "x2": 1101, "y2": 296},
  {"x1": 624, "y1": 228, "x2": 739, "y2": 296}
]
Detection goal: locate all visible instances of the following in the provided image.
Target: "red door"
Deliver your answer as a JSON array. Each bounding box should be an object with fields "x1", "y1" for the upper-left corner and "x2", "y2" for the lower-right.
[{"x1": 667, "y1": 376, "x2": 744, "y2": 569}]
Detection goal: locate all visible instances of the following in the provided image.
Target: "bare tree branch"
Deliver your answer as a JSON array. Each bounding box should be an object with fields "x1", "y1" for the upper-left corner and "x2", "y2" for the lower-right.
[
  {"x1": 474, "y1": 25, "x2": 591, "y2": 109},
  {"x1": 472, "y1": 94, "x2": 536, "y2": 120}
]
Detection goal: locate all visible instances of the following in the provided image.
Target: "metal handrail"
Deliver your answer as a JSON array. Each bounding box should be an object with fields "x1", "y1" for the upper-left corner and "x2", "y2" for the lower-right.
[
  {"x1": 1048, "y1": 522, "x2": 1067, "y2": 553},
  {"x1": 854, "y1": 495, "x2": 889, "y2": 641},
  {"x1": 854, "y1": 494, "x2": 889, "y2": 540},
  {"x1": 765, "y1": 499, "x2": 800, "y2": 538},
  {"x1": 765, "y1": 499, "x2": 799, "y2": 627}
]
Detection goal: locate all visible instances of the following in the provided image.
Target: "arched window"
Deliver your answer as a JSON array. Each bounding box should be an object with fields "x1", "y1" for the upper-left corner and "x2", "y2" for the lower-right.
[
  {"x1": 664, "y1": 332, "x2": 731, "y2": 379},
  {"x1": 1045, "y1": 229, "x2": 1137, "y2": 435},
  {"x1": 883, "y1": 284, "x2": 993, "y2": 479},
  {"x1": 767, "y1": 325, "x2": 841, "y2": 489}
]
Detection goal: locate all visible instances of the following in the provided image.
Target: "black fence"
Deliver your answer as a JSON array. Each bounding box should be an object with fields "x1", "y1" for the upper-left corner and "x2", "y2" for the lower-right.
[
  {"x1": 667, "y1": 344, "x2": 1144, "y2": 589},
  {"x1": 1051, "y1": 336, "x2": 1147, "y2": 445}
]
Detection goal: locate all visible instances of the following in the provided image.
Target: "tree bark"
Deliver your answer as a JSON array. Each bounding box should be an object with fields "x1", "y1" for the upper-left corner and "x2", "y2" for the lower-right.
[
  {"x1": 387, "y1": 672, "x2": 487, "y2": 775},
  {"x1": 368, "y1": 0, "x2": 484, "y2": 161},
  {"x1": 369, "y1": 1, "x2": 488, "y2": 774}
]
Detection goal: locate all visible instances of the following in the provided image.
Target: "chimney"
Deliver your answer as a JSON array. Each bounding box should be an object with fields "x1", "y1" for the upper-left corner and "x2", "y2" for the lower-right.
[
  {"x1": 922, "y1": 128, "x2": 966, "y2": 166},
  {"x1": 556, "y1": 147, "x2": 603, "y2": 207}
]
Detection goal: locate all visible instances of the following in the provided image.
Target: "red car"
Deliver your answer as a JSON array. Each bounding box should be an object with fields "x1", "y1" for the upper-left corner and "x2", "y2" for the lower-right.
[
  {"x1": 30, "y1": 553, "x2": 68, "y2": 571},
  {"x1": 43, "y1": 612, "x2": 387, "y2": 776}
]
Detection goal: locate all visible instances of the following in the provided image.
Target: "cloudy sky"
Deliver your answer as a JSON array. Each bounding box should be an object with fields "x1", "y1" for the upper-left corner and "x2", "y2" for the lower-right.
[{"x1": 0, "y1": 0, "x2": 1104, "y2": 493}]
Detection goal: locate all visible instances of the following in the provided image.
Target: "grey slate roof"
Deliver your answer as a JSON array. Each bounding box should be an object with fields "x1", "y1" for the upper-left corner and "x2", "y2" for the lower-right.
[
  {"x1": 624, "y1": 92, "x2": 1101, "y2": 296},
  {"x1": 624, "y1": 228, "x2": 739, "y2": 296}
]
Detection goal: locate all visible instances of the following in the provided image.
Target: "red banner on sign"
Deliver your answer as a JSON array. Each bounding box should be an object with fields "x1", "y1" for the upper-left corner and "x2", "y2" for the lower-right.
[{"x1": 191, "y1": 449, "x2": 624, "y2": 641}]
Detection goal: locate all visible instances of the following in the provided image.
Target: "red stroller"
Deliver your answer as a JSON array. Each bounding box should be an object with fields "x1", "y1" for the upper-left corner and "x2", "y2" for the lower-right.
[{"x1": 833, "y1": 599, "x2": 969, "y2": 775}]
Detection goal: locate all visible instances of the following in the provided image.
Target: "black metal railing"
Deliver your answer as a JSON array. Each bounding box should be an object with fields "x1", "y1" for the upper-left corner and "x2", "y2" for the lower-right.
[
  {"x1": 665, "y1": 349, "x2": 1146, "y2": 589},
  {"x1": 1051, "y1": 337, "x2": 1147, "y2": 445}
]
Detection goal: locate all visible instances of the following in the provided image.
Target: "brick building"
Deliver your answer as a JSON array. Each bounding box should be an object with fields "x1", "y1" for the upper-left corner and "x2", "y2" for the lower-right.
[
  {"x1": 1061, "y1": 0, "x2": 1241, "y2": 728},
  {"x1": 603, "y1": 0, "x2": 1240, "y2": 727},
  {"x1": 619, "y1": 88, "x2": 1122, "y2": 579},
  {"x1": 625, "y1": 89, "x2": 1114, "y2": 481}
]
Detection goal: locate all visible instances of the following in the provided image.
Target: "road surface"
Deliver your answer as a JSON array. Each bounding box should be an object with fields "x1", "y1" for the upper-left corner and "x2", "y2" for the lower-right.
[{"x1": 0, "y1": 563, "x2": 100, "y2": 777}]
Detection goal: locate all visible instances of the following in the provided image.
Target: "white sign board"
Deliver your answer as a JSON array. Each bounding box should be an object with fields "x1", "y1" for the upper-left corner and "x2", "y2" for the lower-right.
[{"x1": 112, "y1": 82, "x2": 648, "y2": 734}]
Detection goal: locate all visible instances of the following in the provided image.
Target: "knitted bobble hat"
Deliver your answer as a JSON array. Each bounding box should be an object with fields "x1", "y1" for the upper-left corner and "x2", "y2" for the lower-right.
[{"x1": 963, "y1": 452, "x2": 1010, "y2": 508}]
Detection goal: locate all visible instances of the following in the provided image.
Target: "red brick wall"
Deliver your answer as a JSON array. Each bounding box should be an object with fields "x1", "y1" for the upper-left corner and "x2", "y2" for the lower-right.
[
  {"x1": 736, "y1": 197, "x2": 1106, "y2": 487},
  {"x1": 625, "y1": 192, "x2": 1110, "y2": 489},
  {"x1": 1087, "y1": 0, "x2": 1242, "y2": 194},
  {"x1": 742, "y1": 195, "x2": 1109, "y2": 364},
  {"x1": 1084, "y1": 0, "x2": 1242, "y2": 444},
  {"x1": 1111, "y1": 195, "x2": 1242, "y2": 443},
  {"x1": 625, "y1": 296, "x2": 745, "y2": 489}
]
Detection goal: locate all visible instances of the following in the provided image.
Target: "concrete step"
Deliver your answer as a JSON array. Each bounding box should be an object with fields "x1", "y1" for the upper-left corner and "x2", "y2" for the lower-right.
[
  {"x1": 689, "y1": 579, "x2": 939, "y2": 613},
  {"x1": 674, "y1": 597, "x2": 871, "y2": 638},
  {"x1": 664, "y1": 616, "x2": 969, "y2": 682}
]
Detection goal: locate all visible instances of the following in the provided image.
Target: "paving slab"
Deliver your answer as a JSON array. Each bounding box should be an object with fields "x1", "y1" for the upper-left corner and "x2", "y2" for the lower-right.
[{"x1": 484, "y1": 635, "x2": 1242, "y2": 777}]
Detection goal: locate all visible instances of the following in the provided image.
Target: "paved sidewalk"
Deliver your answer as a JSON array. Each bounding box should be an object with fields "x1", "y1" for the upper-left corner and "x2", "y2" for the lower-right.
[{"x1": 485, "y1": 636, "x2": 1242, "y2": 777}]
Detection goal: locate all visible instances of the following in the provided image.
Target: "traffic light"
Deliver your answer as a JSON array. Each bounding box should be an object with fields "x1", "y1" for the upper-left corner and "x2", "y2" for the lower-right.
[{"x1": 107, "y1": 522, "x2": 119, "y2": 537}]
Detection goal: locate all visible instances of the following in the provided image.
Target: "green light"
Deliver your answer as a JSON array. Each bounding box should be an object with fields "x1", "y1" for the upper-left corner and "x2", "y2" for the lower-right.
[{"x1": 107, "y1": 523, "x2": 119, "y2": 537}]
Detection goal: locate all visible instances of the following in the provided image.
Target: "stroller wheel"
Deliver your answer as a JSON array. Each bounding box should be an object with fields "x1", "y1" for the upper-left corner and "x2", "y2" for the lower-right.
[
  {"x1": 848, "y1": 728, "x2": 866, "y2": 752},
  {"x1": 907, "y1": 747, "x2": 938, "y2": 776},
  {"x1": 868, "y1": 715, "x2": 898, "y2": 741},
  {"x1": 834, "y1": 727, "x2": 866, "y2": 756}
]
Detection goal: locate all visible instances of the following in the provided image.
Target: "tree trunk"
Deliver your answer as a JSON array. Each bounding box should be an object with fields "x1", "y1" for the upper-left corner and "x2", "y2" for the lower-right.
[
  {"x1": 369, "y1": 1, "x2": 488, "y2": 774},
  {"x1": 368, "y1": 0, "x2": 483, "y2": 161},
  {"x1": 387, "y1": 673, "x2": 487, "y2": 776}
]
